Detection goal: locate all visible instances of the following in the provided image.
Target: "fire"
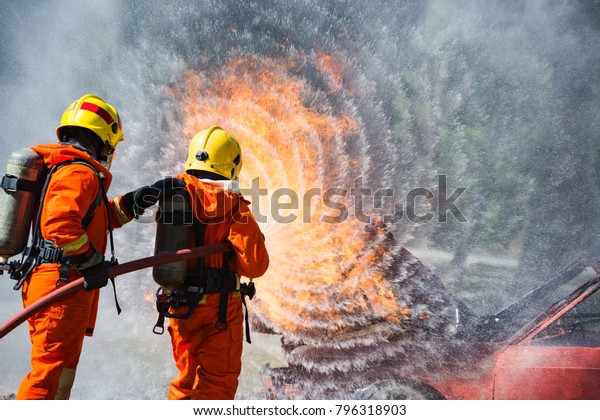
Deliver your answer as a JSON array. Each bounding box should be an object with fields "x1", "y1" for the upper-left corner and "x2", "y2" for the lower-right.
[
  {"x1": 172, "y1": 55, "x2": 411, "y2": 344},
  {"x1": 316, "y1": 52, "x2": 347, "y2": 94}
]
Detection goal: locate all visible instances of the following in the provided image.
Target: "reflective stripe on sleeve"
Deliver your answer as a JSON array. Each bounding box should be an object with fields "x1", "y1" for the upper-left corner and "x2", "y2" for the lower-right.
[
  {"x1": 63, "y1": 233, "x2": 89, "y2": 254},
  {"x1": 113, "y1": 197, "x2": 134, "y2": 225}
]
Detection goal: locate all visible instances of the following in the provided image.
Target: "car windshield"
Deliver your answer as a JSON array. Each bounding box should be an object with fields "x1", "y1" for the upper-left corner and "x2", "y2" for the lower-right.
[
  {"x1": 531, "y1": 280, "x2": 600, "y2": 347},
  {"x1": 466, "y1": 259, "x2": 600, "y2": 342}
]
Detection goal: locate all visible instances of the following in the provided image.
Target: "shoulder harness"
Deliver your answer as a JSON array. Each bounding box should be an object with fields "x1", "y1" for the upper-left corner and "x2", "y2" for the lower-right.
[
  {"x1": 153, "y1": 201, "x2": 255, "y2": 343},
  {"x1": 11, "y1": 159, "x2": 118, "y2": 306}
]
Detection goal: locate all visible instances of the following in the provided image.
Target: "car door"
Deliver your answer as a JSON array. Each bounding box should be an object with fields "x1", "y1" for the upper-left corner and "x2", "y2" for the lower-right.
[{"x1": 492, "y1": 284, "x2": 600, "y2": 399}]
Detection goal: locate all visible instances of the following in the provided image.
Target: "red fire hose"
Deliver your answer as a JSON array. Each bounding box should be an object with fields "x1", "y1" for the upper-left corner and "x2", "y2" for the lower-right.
[{"x1": 0, "y1": 242, "x2": 233, "y2": 339}]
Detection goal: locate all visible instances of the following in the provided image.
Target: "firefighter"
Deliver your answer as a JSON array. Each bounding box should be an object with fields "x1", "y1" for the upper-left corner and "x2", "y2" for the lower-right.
[
  {"x1": 16, "y1": 94, "x2": 160, "y2": 399},
  {"x1": 157, "y1": 126, "x2": 269, "y2": 400}
]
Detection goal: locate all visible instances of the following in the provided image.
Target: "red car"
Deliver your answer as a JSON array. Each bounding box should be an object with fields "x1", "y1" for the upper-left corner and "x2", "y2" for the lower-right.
[{"x1": 261, "y1": 256, "x2": 600, "y2": 400}]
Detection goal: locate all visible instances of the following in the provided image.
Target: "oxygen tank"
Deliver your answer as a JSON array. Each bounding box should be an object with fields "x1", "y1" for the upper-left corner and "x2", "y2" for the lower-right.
[
  {"x1": 152, "y1": 188, "x2": 193, "y2": 292},
  {"x1": 0, "y1": 148, "x2": 45, "y2": 264}
]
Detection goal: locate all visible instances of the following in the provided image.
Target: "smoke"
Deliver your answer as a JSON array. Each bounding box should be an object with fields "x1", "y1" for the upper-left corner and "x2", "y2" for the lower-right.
[{"x1": 1, "y1": 0, "x2": 598, "y2": 399}]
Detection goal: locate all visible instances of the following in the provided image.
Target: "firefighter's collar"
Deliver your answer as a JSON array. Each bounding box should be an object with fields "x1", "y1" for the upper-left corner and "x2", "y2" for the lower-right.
[{"x1": 199, "y1": 179, "x2": 240, "y2": 194}]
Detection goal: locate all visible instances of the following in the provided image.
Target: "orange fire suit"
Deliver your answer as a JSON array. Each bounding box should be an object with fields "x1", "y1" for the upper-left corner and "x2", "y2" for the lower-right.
[
  {"x1": 167, "y1": 174, "x2": 269, "y2": 400},
  {"x1": 16, "y1": 143, "x2": 134, "y2": 400}
]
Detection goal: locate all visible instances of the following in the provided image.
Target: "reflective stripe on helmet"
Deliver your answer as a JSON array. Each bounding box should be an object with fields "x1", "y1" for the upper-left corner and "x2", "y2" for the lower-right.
[{"x1": 80, "y1": 102, "x2": 115, "y2": 125}]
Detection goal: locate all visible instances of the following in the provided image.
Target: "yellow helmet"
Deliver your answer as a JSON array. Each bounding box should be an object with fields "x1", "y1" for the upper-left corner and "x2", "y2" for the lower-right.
[
  {"x1": 56, "y1": 94, "x2": 124, "y2": 152},
  {"x1": 185, "y1": 126, "x2": 242, "y2": 180}
]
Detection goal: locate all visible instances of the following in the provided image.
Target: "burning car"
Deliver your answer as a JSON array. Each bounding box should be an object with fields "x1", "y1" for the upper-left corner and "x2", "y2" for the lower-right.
[{"x1": 260, "y1": 253, "x2": 600, "y2": 400}]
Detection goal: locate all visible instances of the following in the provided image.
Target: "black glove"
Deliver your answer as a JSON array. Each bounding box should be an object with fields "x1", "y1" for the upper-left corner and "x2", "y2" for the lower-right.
[
  {"x1": 120, "y1": 186, "x2": 160, "y2": 218},
  {"x1": 133, "y1": 185, "x2": 161, "y2": 210},
  {"x1": 70, "y1": 245, "x2": 110, "y2": 291},
  {"x1": 121, "y1": 178, "x2": 186, "y2": 218},
  {"x1": 151, "y1": 177, "x2": 186, "y2": 199},
  {"x1": 80, "y1": 260, "x2": 111, "y2": 291}
]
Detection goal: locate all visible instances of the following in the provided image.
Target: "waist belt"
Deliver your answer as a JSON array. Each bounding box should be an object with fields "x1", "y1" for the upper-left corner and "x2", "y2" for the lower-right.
[
  {"x1": 36, "y1": 240, "x2": 72, "y2": 287},
  {"x1": 38, "y1": 240, "x2": 65, "y2": 264},
  {"x1": 185, "y1": 266, "x2": 238, "y2": 294},
  {"x1": 21, "y1": 239, "x2": 65, "y2": 265},
  {"x1": 13, "y1": 240, "x2": 70, "y2": 289},
  {"x1": 153, "y1": 266, "x2": 251, "y2": 340}
]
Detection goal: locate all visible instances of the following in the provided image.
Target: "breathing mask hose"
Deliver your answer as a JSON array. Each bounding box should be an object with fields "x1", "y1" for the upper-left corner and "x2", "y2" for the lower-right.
[{"x1": 0, "y1": 242, "x2": 233, "y2": 339}]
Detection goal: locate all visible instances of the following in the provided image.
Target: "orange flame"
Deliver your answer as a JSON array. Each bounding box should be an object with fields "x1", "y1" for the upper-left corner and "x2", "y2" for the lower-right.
[{"x1": 172, "y1": 55, "x2": 410, "y2": 343}]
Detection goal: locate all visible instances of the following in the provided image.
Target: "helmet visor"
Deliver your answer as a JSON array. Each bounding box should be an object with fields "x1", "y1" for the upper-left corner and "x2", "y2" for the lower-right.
[{"x1": 100, "y1": 149, "x2": 116, "y2": 170}]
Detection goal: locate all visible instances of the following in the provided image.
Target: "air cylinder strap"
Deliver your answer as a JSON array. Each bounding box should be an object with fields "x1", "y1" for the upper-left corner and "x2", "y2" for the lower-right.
[
  {"x1": 215, "y1": 250, "x2": 235, "y2": 332},
  {"x1": 1, "y1": 174, "x2": 41, "y2": 194}
]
